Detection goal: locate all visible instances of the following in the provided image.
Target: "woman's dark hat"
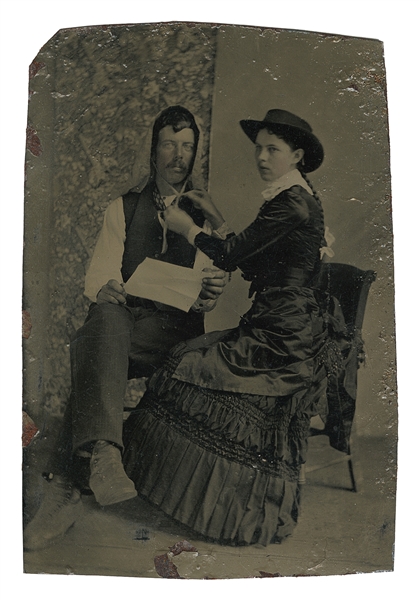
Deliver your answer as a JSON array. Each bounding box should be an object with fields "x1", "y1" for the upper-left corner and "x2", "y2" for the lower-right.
[{"x1": 240, "y1": 109, "x2": 324, "y2": 172}]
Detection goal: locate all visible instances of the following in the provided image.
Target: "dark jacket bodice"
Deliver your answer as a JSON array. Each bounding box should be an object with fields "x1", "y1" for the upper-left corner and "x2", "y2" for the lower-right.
[{"x1": 195, "y1": 185, "x2": 324, "y2": 291}]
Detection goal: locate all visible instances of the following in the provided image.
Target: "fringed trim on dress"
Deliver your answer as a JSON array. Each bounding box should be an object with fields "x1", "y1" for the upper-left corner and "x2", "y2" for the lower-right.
[
  {"x1": 317, "y1": 338, "x2": 345, "y2": 376},
  {"x1": 138, "y1": 387, "x2": 304, "y2": 482}
]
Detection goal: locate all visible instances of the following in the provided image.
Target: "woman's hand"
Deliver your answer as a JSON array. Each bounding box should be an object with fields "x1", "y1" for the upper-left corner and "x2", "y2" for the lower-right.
[
  {"x1": 163, "y1": 204, "x2": 195, "y2": 237},
  {"x1": 179, "y1": 189, "x2": 225, "y2": 230}
]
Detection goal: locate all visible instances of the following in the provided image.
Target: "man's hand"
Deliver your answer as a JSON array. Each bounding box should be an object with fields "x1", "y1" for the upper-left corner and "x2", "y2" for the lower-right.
[
  {"x1": 199, "y1": 268, "x2": 228, "y2": 300},
  {"x1": 96, "y1": 279, "x2": 127, "y2": 305}
]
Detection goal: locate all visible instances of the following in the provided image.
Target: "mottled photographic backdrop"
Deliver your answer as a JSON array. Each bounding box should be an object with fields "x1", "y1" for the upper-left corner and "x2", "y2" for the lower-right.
[{"x1": 2, "y1": 3, "x2": 416, "y2": 600}]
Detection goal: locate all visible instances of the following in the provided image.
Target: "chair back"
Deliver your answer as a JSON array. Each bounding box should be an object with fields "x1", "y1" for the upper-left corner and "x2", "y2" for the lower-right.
[
  {"x1": 314, "y1": 262, "x2": 376, "y2": 453},
  {"x1": 317, "y1": 262, "x2": 376, "y2": 339}
]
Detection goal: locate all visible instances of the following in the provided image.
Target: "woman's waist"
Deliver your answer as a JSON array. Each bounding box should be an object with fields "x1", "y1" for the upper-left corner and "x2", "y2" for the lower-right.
[
  {"x1": 241, "y1": 284, "x2": 321, "y2": 325},
  {"x1": 246, "y1": 266, "x2": 317, "y2": 297}
]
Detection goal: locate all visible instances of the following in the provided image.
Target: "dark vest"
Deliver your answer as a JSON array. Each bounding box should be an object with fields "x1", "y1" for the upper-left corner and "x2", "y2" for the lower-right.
[{"x1": 121, "y1": 182, "x2": 205, "y2": 283}]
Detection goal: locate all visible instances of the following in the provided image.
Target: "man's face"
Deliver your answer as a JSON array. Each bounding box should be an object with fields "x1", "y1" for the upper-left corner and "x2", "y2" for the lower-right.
[{"x1": 155, "y1": 125, "x2": 196, "y2": 188}]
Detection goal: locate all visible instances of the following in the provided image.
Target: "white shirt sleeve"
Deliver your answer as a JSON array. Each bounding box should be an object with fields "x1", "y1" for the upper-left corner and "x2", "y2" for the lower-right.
[
  {"x1": 84, "y1": 197, "x2": 126, "y2": 302},
  {"x1": 187, "y1": 224, "x2": 205, "y2": 246},
  {"x1": 187, "y1": 220, "x2": 232, "y2": 246}
]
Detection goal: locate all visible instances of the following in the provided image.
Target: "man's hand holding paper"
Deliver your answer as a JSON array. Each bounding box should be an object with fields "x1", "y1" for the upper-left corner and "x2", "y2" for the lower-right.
[
  {"x1": 124, "y1": 258, "x2": 226, "y2": 313},
  {"x1": 199, "y1": 267, "x2": 227, "y2": 300}
]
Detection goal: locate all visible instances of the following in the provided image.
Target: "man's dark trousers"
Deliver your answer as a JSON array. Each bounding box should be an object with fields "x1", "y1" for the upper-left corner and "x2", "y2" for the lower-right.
[{"x1": 50, "y1": 298, "x2": 204, "y2": 477}]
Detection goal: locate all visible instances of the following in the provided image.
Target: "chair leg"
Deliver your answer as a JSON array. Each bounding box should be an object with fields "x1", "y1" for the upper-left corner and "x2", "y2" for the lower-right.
[
  {"x1": 296, "y1": 463, "x2": 306, "y2": 506},
  {"x1": 346, "y1": 439, "x2": 358, "y2": 492},
  {"x1": 298, "y1": 463, "x2": 306, "y2": 485},
  {"x1": 347, "y1": 457, "x2": 357, "y2": 492}
]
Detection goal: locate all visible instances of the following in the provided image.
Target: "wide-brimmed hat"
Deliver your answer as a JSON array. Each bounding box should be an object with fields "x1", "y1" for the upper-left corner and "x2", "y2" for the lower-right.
[{"x1": 240, "y1": 109, "x2": 324, "y2": 172}]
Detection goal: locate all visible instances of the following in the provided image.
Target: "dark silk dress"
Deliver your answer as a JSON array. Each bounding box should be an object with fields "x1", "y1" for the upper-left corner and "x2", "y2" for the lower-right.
[{"x1": 123, "y1": 184, "x2": 331, "y2": 546}]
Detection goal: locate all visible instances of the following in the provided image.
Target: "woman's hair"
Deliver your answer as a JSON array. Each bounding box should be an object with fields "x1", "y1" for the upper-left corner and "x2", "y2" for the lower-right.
[
  {"x1": 263, "y1": 126, "x2": 326, "y2": 248},
  {"x1": 264, "y1": 125, "x2": 306, "y2": 167}
]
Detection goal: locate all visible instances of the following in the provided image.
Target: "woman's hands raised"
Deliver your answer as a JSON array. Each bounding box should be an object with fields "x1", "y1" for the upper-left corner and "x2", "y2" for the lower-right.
[{"x1": 178, "y1": 189, "x2": 225, "y2": 231}]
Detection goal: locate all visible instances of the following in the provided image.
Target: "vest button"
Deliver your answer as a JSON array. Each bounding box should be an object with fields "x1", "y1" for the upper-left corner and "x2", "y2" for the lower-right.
[{"x1": 154, "y1": 253, "x2": 159, "y2": 258}]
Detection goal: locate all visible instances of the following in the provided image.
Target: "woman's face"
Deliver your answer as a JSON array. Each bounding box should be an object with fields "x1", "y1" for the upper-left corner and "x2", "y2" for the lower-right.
[{"x1": 254, "y1": 129, "x2": 303, "y2": 182}]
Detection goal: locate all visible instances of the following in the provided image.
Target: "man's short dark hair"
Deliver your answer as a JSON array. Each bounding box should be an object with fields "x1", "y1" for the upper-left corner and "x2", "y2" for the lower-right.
[{"x1": 150, "y1": 105, "x2": 200, "y2": 178}]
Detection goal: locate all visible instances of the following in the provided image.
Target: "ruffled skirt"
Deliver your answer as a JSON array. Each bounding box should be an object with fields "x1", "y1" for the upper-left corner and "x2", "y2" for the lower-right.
[{"x1": 123, "y1": 286, "x2": 331, "y2": 545}]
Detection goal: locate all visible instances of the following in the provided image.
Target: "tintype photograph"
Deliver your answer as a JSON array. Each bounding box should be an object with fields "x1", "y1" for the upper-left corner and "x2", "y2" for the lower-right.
[{"x1": 22, "y1": 21, "x2": 397, "y2": 580}]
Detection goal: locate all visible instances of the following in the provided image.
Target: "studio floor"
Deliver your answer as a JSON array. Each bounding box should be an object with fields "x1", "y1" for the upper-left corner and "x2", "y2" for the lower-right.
[{"x1": 22, "y1": 425, "x2": 396, "y2": 580}]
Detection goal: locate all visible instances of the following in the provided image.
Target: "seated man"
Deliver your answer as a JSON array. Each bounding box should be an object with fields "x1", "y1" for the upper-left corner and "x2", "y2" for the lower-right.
[{"x1": 24, "y1": 106, "x2": 228, "y2": 550}]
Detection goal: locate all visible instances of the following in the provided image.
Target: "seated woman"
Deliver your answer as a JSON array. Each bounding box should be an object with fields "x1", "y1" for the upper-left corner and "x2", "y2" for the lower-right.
[{"x1": 123, "y1": 109, "x2": 335, "y2": 546}]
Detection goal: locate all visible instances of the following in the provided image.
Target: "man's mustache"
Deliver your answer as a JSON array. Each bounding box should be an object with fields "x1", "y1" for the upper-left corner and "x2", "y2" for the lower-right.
[{"x1": 167, "y1": 160, "x2": 187, "y2": 169}]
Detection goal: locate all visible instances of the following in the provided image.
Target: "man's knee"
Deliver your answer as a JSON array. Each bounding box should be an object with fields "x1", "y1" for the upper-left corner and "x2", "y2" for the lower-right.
[
  {"x1": 77, "y1": 302, "x2": 133, "y2": 337},
  {"x1": 86, "y1": 301, "x2": 132, "y2": 321}
]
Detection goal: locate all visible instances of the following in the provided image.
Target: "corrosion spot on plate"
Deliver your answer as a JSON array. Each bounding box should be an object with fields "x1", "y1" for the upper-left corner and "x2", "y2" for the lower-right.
[
  {"x1": 169, "y1": 539, "x2": 198, "y2": 556},
  {"x1": 29, "y1": 61, "x2": 45, "y2": 79},
  {"x1": 22, "y1": 411, "x2": 39, "y2": 447},
  {"x1": 22, "y1": 310, "x2": 32, "y2": 339},
  {"x1": 26, "y1": 125, "x2": 42, "y2": 157},
  {"x1": 154, "y1": 553, "x2": 183, "y2": 579}
]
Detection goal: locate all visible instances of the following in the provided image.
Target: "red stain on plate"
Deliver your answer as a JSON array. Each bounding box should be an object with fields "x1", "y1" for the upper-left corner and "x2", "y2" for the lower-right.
[
  {"x1": 26, "y1": 125, "x2": 42, "y2": 157},
  {"x1": 22, "y1": 412, "x2": 39, "y2": 447},
  {"x1": 22, "y1": 310, "x2": 32, "y2": 339},
  {"x1": 154, "y1": 539, "x2": 282, "y2": 579},
  {"x1": 29, "y1": 61, "x2": 45, "y2": 79},
  {"x1": 169, "y1": 539, "x2": 198, "y2": 556},
  {"x1": 154, "y1": 553, "x2": 183, "y2": 579}
]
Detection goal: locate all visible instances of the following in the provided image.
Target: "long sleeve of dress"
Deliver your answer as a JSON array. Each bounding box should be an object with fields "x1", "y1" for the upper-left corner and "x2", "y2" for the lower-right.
[{"x1": 194, "y1": 190, "x2": 310, "y2": 272}]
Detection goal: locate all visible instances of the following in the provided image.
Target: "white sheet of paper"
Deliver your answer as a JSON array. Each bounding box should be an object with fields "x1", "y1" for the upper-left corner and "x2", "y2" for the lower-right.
[{"x1": 124, "y1": 257, "x2": 205, "y2": 312}]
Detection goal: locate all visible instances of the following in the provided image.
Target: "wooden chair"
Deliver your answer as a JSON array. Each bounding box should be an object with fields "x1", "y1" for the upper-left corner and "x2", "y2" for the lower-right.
[{"x1": 299, "y1": 262, "x2": 376, "y2": 492}]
